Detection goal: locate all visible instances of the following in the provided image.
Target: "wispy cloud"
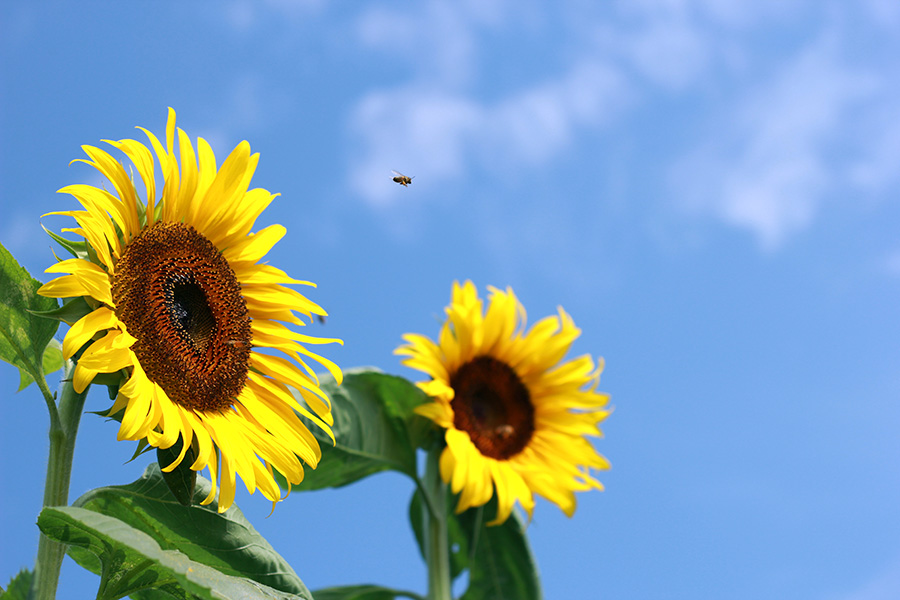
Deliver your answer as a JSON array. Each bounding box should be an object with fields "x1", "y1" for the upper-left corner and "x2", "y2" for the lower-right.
[
  {"x1": 348, "y1": 62, "x2": 629, "y2": 206},
  {"x1": 356, "y1": 2, "x2": 481, "y2": 87},
  {"x1": 670, "y1": 31, "x2": 880, "y2": 249},
  {"x1": 348, "y1": 0, "x2": 631, "y2": 206},
  {"x1": 881, "y1": 250, "x2": 900, "y2": 278},
  {"x1": 345, "y1": 0, "x2": 900, "y2": 250},
  {"x1": 862, "y1": 0, "x2": 900, "y2": 28},
  {"x1": 223, "y1": 0, "x2": 324, "y2": 31},
  {"x1": 828, "y1": 554, "x2": 900, "y2": 600}
]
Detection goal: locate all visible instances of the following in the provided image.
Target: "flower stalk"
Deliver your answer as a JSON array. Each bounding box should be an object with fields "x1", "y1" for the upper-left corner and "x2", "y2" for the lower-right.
[
  {"x1": 423, "y1": 448, "x2": 452, "y2": 600},
  {"x1": 32, "y1": 360, "x2": 88, "y2": 600}
]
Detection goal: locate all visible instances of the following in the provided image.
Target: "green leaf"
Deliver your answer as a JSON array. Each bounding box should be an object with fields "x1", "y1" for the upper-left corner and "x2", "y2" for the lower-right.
[
  {"x1": 2, "y1": 569, "x2": 33, "y2": 600},
  {"x1": 18, "y1": 338, "x2": 63, "y2": 391},
  {"x1": 310, "y1": 585, "x2": 425, "y2": 600},
  {"x1": 408, "y1": 492, "x2": 542, "y2": 600},
  {"x1": 38, "y1": 506, "x2": 312, "y2": 600},
  {"x1": 288, "y1": 368, "x2": 434, "y2": 491},
  {"x1": 70, "y1": 463, "x2": 310, "y2": 597},
  {"x1": 0, "y1": 242, "x2": 60, "y2": 388},
  {"x1": 458, "y1": 508, "x2": 541, "y2": 600}
]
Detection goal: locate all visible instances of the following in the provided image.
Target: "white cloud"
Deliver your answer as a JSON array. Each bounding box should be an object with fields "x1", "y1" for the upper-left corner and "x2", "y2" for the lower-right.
[
  {"x1": 624, "y1": 16, "x2": 710, "y2": 90},
  {"x1": 224, "y1": 1, "x2": 257, "y2": 31},
  {"x1": 828, "y1": 555, "x2": 900, "y2": 600},
  {"x1": 356, "y1": 1, "x2": 513, "y2": 87},
  {"x1": 346, "y1": 0, "x2": 900, "y2": 251},
  {"x1": 348, "y1": 90, "x2": 480, "y2": 206},
  {"x1": 223, "y1": 0, "x2": 324, "y2": 30},
  {"x1": 671, "y1": 33, "x2": 879, "y2": 249},
  {"x1": 882, "y1": 250, "x2": 900, "y2": 278},
  {"x1": 847, "y1": 102, "x2": 900, "y2": 195},
  {"x1": 594, "y1": 1, "x2": 714, "y2": 90},
  {"x1": 348, "y1": 61, "x2": 629, "y2": 206},
  {"x1": 863, "y1": 0, "x2": 900, "y2": 30}
]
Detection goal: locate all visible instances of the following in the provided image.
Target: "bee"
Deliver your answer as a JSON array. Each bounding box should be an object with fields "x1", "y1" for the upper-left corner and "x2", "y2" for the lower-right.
[
  {"x1": 494, "y1": 424, "x2": 514, "y2": 440},
  {"x1": 392, "y1": 170, "x2": 414, "y2": 187}
]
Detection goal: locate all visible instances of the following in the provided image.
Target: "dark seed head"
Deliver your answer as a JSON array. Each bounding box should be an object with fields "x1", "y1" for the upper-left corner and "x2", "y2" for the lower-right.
[
  {"x1": 449, "y1": 356, "x2": 535, "y2": 460},
  {"x1": 112, "y1": 221, "x2": 252, "y2": 412}
]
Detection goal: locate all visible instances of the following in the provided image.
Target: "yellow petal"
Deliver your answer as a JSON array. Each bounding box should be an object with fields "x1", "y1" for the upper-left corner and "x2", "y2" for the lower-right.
[
  {"x1": 101, "y1": 138, "x2": 155, "y2": 233},
  {"x1": 37, "y1": 276, "x2": 81, "y2": 300},
  {"x1": 72, "y1": 362, "x2": 98, "y2": 393},
  {"x1": 222, "y1": 224, "x2": 285, "y2": 265}
]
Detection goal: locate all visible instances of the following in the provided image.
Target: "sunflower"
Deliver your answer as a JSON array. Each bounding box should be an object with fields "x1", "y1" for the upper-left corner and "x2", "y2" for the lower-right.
[
  {"x1": 38, "y1": 108, "x2": 342, "y2": 512},
  {"x1": 396, "y1": 281, "x2": 610, "y2": 525}
]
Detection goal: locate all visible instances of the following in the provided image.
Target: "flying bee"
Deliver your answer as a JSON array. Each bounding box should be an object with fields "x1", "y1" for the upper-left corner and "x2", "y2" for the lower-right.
[{"x1": 392, "y1": 170, "x2": 414, "y2": 187}]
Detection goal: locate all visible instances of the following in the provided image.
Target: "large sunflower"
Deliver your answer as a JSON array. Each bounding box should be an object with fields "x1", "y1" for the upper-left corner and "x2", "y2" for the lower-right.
[
  {"x1": 396, "y1": 281, "x2": 610, "y2": 525},
  {"x1": 38, "y1": 108, "x2": 342, "y2": 512}
]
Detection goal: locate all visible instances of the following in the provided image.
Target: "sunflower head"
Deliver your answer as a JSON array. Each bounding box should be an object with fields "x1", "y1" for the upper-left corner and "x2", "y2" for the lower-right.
[
  {"x1": 38, "y1": 108, "x2": 342, "y2": 512},
  {"x1": 396, "y1": 281, "x2": 610, "y2": 525}
]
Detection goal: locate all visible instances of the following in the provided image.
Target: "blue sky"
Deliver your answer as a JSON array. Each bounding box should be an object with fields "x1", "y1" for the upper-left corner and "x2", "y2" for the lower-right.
[{"x1": 2, "y1": 1, "x2": 900, "y2": 598}]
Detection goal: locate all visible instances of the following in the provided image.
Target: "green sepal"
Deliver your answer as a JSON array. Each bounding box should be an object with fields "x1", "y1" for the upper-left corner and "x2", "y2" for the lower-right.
[
  {"x1": 157, "y1": 436, "x2": 198, "y2": 507},
  {"x1": 88, "y1": 370, "x2": 126, "y2": 400},
  {"x1": 136, "y1": 194, "x2": 147, "y2": 227},
  {"x1": 38, "y1": 505, "x2": 312, "y2": 600},
  {"x1": 29, "y1": 295, "x2": 93, "y2": 326},
  {"x1": 134, "y1": 193, "x2": 163, "y2": 228},
  {"x1": 311, "y1": 585, "x2": 426, "y2": 600},
  {"x1": 41, "y1": 223, "x2": 88, "y2": 259},
  {"x1": 126, "y1": 438, "x2": 154, "y2": 463},
  {"x1": 69, "y1": 463, "x2": 311, "y2": 597}
]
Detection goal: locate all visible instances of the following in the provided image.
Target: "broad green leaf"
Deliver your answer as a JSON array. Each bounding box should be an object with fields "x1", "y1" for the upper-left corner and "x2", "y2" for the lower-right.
[
  {"x1": 17, "y1": 338, "x2": 62, "y2": 391},
  {"x1": 458, "y1": 508, "x2": 541, "y2": 600},
  {"x1": 70, "y1": 463, "x2": 310, "y2": 597},
  {"x1": 288, "y1": 368, "x2": 434, "y2": 491},
  {"x1": 0, "y1": 242, "x2": 60, "y2": 387},
  {"x1": 311, "y1": 585, "x2": 425, "y2": 600},
  {"x1": 408, "y1": 492, "x2": 542, "y2": 600},
  {"x1": 2, "y1": 569, "x2": 33, "y2": 600},
  {"x1": 38, "y1": 506, "x2": 312, "y2": 600}
]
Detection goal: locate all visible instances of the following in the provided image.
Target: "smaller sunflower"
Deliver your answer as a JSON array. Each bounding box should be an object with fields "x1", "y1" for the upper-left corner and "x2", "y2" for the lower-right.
[{"x1": 396, "y1": 281, "x2": 610, "y2": 525}]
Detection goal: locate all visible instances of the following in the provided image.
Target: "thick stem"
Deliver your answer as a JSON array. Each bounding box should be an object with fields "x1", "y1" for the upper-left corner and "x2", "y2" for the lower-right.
[
  {"x1": 32, "y1": 361, "x2": 88, "y2": 600},
  {"x1": 423, "y1": 449, "x2": 452, "y2": 600}
]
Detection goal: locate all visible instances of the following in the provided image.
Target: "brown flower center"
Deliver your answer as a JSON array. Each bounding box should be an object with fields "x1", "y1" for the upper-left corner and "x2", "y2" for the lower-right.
[
  {"x1": 449, "y1": 356, "x2": 535, "y2": 460},
  {"x1": 112, "y1": 221, "x2": 252, "y2": 412}
]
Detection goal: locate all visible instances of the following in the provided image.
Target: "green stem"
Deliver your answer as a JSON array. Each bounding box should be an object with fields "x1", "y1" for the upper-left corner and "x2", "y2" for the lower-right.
[
  {"x1": 423, "y1": 449, "x2": 452, "y2": 600},
  {"x1": 35, "y1": 367, "x2": 61, "y2": 434},
  {"x1": 32, "y1": 361, "x2": 88, "y2": 600}
]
